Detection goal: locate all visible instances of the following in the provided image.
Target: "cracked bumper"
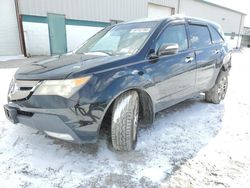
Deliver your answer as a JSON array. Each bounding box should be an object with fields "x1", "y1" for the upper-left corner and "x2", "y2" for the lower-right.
[{"x1": 3, "y1": 103, "x2": 103, "y2": 144}]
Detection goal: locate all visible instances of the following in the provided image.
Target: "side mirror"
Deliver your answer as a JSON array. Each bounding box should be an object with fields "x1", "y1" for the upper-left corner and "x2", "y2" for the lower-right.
[{"x1": 157, "y1": 43, "x2": 179, "y2": 56}]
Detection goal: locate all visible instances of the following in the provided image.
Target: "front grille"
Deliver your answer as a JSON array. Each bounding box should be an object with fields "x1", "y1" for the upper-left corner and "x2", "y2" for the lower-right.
[{"x1": 8, "y1": 80, "x2": 40, "y2": 101}]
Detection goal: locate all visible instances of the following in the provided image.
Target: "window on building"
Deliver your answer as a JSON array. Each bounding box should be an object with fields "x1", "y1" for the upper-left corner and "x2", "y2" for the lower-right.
[
  {"x1": 189, "y1": 24, "x2": 212, "y2": 48},
  {"x1": 210, "y1": 26, "x2": 224, "y2": 43},
  {"x1": 156, "y1": 24, "x2": 188, "y2": 52}
]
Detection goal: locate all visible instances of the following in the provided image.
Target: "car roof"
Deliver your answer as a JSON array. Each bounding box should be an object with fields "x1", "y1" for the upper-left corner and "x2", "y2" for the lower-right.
[{"x1": 120, "y1": 15, "x2": 221, "y2": 30}]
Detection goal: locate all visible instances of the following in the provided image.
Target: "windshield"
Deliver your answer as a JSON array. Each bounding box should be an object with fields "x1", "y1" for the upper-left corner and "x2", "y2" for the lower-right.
[{"x1": 75, "y1": 21, "x2": 159, "y2": 56}]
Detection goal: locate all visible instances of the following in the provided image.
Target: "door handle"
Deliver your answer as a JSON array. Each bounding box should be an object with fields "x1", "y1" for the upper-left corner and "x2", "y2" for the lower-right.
[
  {"x1": 185, "y1": 56, "x2": 194, "y2": 63},
  {"x1": 215, "y1": 49, "x2": 220, "y2": 54}
]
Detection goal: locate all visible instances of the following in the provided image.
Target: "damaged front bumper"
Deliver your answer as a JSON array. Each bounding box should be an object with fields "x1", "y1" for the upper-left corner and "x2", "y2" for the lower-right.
[{"x1": 3, "y1": 102, "x2": 104, "y2": 144}]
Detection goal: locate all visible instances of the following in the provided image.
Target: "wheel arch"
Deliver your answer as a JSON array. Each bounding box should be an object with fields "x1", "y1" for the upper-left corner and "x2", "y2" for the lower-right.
[{"x1": 98, "y1": 88, "x2": 154, "y2": 133}]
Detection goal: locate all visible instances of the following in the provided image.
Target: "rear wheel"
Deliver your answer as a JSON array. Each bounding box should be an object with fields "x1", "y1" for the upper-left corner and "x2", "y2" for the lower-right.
[
  {"x1": 111, "y1": 91, "x2": 139, "y2": 151},
  {"x1": 205, "y1": 71, "x2": 228, "y2": 104}
]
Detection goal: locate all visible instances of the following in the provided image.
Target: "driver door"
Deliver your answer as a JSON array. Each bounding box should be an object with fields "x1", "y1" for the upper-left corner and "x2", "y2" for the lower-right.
[{"x1": 147, "y1": 23, "x2": 196, "y2": 111}]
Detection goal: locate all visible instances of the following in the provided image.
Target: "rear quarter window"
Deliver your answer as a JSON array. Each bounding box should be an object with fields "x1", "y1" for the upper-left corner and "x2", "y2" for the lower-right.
[
  {"x1": 189, "y1": 24, "x2": 212, "y2": 48},
  {"x1": 209, "y1": 26, "x2": 224, "y2": 44}
]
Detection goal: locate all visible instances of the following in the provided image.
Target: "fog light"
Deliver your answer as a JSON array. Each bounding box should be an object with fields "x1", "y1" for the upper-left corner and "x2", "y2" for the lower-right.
[{"x1": 44, "y1": 131, "x2": 74, "y2": 141}]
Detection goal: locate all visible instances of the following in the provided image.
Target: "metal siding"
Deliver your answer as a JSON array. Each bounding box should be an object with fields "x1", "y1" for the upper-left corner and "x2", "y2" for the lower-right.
[
  {"x1": 19, "y1": 0, "x2": 147, "y2": 22},
  {"x1": 0, "y1": 0, "x2": 21, "y2": 55},
  {"x1": 22, "y1": 15, "x2": 110, "y2": 27},
  {"x1": 179, "y1": 0, "x2": 244, "y2": 34},
  {"x1": 148, "y1": 3, "x2": 173, "y2": 18},
  {"x1": 149, "y1": 0, "x2": 178, "y2": 9},
  {"x1": 19, "y1": 0, "x2": 245, "y2": 40}
]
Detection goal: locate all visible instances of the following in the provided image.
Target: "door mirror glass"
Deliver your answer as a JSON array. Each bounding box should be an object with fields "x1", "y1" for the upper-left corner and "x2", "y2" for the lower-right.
[{"x1": 157, "y1": 43, "x2": 179, "y2": 56}]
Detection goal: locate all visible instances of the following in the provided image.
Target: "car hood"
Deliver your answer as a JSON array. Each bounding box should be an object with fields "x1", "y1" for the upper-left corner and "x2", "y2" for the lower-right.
[{"x1": 15, "y1": 53, "x2": 126, "y2": 80}]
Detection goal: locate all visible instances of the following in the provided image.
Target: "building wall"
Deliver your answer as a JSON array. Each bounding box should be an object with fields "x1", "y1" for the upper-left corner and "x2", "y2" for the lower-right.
[
  {"x1": 19, "y1": 0, "x2": 148, "y2": 22},
  {"x1": 148, "y1": 3, "x2": 173, "y2": 18},
  {"x1": 22, "y1": 22, "x2": 50, "y2": 56},
  {"x1": 17, "y1": 0, "x2": 175, "y2": 56},
  {"x1": 21, "y1": 15, "x2": 109, "y2": 55},
  {"x1": 149, "y1": 0, "x2": 178, "y2": 10},
  {"x1": 19, "y1": 0, "x2": 149, "y2": 55},
  {"x1": 16, "y1": 0, "x2": 246, "y2": 55},
  {"x1": 66, "y1": 25, "x2": 103, "y2": 52},
  {"x1": 0, "y1": 0, "x2": 21, "y2": 56},
  {"x1": 179, "y1": 0, "x2": 244, "y2": 34},
  {"x1": 224, "y1": 35, "x2": 242, "y2": 50},
  {"x1": 178, "y1": 0, "x2": 245, "y2": 48}
]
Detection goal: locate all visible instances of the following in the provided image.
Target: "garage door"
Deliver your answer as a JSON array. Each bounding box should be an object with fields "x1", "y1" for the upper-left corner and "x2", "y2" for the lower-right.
[{"x1": 148, "y1": 3, "x2": 172, "y2": 19}]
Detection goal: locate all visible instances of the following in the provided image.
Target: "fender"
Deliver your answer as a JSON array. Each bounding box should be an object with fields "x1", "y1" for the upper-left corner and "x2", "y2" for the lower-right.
[
  {"x1": 77, "y1": 68, "x2": 156, "y2": 132},
  {"x1": 221, "y1": 52, "x2": 232, "y2": 71},
  {"x1": 208, "y1": 47, "x2": 231, "y2": 90}
]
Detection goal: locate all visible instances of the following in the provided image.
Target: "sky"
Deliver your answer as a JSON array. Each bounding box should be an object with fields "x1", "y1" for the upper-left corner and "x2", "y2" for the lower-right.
[{"x1": 206, "y1": 0, "x2": 250, "y2": 27}]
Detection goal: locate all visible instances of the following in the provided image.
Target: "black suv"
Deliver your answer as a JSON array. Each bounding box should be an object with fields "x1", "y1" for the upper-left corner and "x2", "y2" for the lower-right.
[{"x1": 4, "y1": 16, "x2": 231, "y2": 151}]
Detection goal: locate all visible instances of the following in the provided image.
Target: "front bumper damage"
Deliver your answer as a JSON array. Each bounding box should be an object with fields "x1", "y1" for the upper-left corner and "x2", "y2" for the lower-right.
[{"x1": 3, "y1": 102, "x2": 103, "y2": 144}]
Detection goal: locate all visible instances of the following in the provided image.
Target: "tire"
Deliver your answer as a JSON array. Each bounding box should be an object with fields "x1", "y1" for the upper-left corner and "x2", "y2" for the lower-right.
[
  {"x1": 205, "y1": 71, "x2": 228, "y2": 104},
  {"x1": 111, "y1": 91, "x2": 139, "y2": 151}
]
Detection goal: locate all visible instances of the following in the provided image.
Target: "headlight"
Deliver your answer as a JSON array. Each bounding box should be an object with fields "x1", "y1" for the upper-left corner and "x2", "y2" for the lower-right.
[{"x1": 33, "y1": 76, "x2": 91, "y2": 98}]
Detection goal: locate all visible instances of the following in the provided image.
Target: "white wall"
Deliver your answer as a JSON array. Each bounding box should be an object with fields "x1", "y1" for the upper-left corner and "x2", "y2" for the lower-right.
[
  {"x1": 0, "y1": 0, "x2": 21, "y2": 55},
  {"x1": 66, "y1": 25, "x2": 103, "y2": 52},
  {"x1": 22, "y1": 22, "x2": 103, "y2": 55},
  {"x1": 179, "y1": 0, "x2": 244, "y2": 35},
  {"x1": 148, "y1": 3, "x2": 172, "y2": 18},
  {"x1": 18, "y1": 0, "x2": 245, "y2": 55},
  {"x1": 19, "y1": 0, "x2": 148, "y2": 22},
  {"x1": 23, "y1": 22, "x2": 50, "y2": 55},
  {"x1": 224, "y1": 35, "x2": 242, "y2": 49},
  {"x1": 149, "y1": 0, "x2": 178, "y2": 10}
]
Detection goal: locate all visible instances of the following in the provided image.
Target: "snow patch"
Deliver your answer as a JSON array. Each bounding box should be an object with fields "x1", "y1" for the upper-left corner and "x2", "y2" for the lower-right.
[{"x1": 0, "y1": 49, "x2": 250, "y2": 187}]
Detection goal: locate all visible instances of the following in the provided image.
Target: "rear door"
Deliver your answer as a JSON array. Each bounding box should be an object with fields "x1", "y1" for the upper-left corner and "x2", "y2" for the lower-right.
[
  {"x1": 147, "y1": 22, "x2": 196, "y2": 111},
  {"x1": 188, "y1": 23, "x2": 218, "y2": 91},
  {"x1": 208, "y1": 25, "x2": 225, "y2": 82}
]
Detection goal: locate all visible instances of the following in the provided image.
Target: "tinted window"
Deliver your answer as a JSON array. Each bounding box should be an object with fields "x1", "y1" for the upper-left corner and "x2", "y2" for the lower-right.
[
  {"x1": 189, "y1": 25, "x2": 211, "y2": 48},
  {"x1": 156, "y1": 24, "x2": 188, "y2": 52},
  {"x1": 209, "y1": 26, "x2": 224, "y2": 43}
]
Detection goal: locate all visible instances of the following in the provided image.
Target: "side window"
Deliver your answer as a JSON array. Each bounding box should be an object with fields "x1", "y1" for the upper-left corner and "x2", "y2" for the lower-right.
[
  {"x1": 156, "y1": 24, "x2": 188, "y2": 52},
  {"x1": 209, "y1": 26, "x2": 224, "y2": 43},
  {"x1": 189, "y1": 25, "x2": 211, "y2": 48}
]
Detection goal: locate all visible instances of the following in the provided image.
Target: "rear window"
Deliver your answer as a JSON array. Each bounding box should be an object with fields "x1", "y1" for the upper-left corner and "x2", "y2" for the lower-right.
[
  {"x1": 209, "y1": 26, "x2": 224, "y2": 44},
  {"x1": 189, "y1": 25, "x2": 212, "y2": 48}
]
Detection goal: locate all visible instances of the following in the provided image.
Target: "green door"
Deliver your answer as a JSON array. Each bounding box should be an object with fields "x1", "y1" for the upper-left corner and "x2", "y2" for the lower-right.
[{"x1": 48, "y1": 13, "x2": 67, "y2": 55}]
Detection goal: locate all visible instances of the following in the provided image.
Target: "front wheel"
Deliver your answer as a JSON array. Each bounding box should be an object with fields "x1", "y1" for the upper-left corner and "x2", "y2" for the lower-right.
[
  {"x1": 111, "y1": 91, "x2": 139, "y2": 151},
  {"x1": 205, "y1": 71, "x2": 228, "y2": 104}
]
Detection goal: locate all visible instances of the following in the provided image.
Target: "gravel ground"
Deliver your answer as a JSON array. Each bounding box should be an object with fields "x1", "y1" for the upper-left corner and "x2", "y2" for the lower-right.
[{"x1": 0, "y1": 49, "x2": 249, "y2": 188}]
